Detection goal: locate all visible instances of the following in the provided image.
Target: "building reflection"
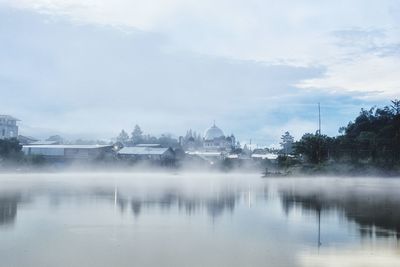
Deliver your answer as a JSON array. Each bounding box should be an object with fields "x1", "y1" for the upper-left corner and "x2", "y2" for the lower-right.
[
  {"x1": 128, "y1": 190, "x2": 237, "y2": 220},
  {"x1": 0, "y1": 194, "x2": 21, "y2": 226}
]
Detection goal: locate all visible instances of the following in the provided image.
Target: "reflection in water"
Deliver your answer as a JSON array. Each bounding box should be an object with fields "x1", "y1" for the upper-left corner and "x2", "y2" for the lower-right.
[
  {"x1": 1, "y1": 176, "x2": 400, "y2": 238},
  {"x1": 0, "y1": 180, "x2": 242, "y2": 227},
  {"x1": 129, "y1": 193, "x2": 236, "y2": 219},
  {"x1": 280, "y1": 187, "x2": 400, "y2": 239},
  {"x1": 0, "y1": 195, "x2": 20, "y2": 226},
  {"x1": 1, "y1": 174, "x2": 400, "y2": 267}
]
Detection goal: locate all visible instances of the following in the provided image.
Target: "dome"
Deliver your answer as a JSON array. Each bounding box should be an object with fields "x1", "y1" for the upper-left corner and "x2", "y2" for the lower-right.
[{"x1": 204, "y1": 124, "x2": 225, "y2": 140}]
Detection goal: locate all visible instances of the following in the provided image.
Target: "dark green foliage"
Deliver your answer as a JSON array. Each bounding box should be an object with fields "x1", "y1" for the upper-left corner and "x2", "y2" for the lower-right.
[
  {"x1": 0, "y1": 138, "x2": 23, "y2": 162},
  {"x1": 294, "y1": 100, "x2": 400, "y2": 171},
  {"x1": 337, "y1": 102, "x2": 400, "y2": 169},
  {"x1": 294, "y1": 133, "x2": 334, "y2": 164},
  {"x1": 277, "y1": 155, "x2": 299, "y2": 168},
  {"x1": 231, "y1": 147, "x2": 243, "y2": 154}
]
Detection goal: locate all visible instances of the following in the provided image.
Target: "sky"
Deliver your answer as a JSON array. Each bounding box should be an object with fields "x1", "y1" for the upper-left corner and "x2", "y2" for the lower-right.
[{"x1": 0, "y1": 0, "x2": 399, "y2": 146}]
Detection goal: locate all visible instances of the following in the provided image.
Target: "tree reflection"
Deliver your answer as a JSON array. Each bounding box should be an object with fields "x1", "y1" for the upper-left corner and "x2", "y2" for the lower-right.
[{"x1": 280, "y1": 190, "x2": 400, "y2": 239}]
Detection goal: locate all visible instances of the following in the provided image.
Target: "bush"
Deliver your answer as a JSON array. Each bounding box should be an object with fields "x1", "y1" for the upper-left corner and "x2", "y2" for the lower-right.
[{"x1": 0, "y1": 138, "x2": 23, "y2": 162}]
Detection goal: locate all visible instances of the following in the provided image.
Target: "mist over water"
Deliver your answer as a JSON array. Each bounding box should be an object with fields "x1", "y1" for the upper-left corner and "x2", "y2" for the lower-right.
[{"x1": 0, "y1": 172, "x2": 400, "y2": 267}]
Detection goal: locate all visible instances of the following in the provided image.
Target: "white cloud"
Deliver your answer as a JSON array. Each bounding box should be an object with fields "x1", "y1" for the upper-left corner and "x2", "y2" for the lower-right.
[
  {"x1": 3, "y1": 0, "x2": 398, "y2": 61},
  {"x1": 298, "y1": 54, "x2": 400, "y2": 98},
  {"x1": 0, "y1": 1, "x2": 398, "y2": 144},
  {"x1": 0, "y1": 8, "x2": 327, "y2": 143},
  {"x1": 3, "y1": 0, "x2": 400, "y2": 99}
]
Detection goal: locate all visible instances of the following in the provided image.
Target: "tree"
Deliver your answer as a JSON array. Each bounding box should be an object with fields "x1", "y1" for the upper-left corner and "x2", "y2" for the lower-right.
[
  {"x1": 116, "y1": 129, "x2": 130, "y2": 145},
  {"x1": 158, "y1": 134, "x2": 180, "y2": 148},
  {"x1": 294, "y1": 133, "x2": 333, "y2": 164},
  {"x1": 335, "y1": 101, "x2": 400, "y2": 168},
  {"x1": 130, "y1": 125, "x2": 143, "y2": 144},
  {"x1": 391, "y1": 99, "x2": 400, "y2": 115},
  {"x1": 280, "y1": 131, "x2": 294, "y2": 155},
  {"x1": 0, "y1": 138, "x2": 23, "y2": 162}
]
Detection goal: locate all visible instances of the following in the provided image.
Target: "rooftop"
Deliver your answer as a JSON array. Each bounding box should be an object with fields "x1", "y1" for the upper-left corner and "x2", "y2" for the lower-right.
[
  {"x1": 29, "y1": 140, "x2": 60, "y2": 145},
  {"x1": 22, "y1": 145, "x2": 113, "y2": 149},
  {"x1": 118, "y1": 146, "x2": 170, "y2": 155},
  {"x1": 251, "y1": 153, "x2": 279, "y2": 160},
  {"x1": 187, "y1": 151, "x2": 222, "y2": 156},
  {"x1": 135, "y1": 144, "x2": 162, "y2": 147},
  {"x1": 204, "y1": 123, "x2": 225, "y2": 140}
]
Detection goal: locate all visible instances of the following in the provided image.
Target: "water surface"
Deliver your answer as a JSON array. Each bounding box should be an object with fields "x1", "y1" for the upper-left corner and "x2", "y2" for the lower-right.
[{"x1": 1, "y1": 172, "x2": 400, "y2": 267}]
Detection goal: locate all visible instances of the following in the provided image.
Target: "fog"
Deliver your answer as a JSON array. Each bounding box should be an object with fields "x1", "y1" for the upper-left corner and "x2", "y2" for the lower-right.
[{"x1": 1, "y1": 1, "x2": 400, "y2": 266}]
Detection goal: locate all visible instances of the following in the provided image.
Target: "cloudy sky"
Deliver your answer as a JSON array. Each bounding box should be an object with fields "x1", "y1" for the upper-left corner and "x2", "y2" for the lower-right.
[{"x1": 0, "y1": 0, "x2": 399, "y2": 146}]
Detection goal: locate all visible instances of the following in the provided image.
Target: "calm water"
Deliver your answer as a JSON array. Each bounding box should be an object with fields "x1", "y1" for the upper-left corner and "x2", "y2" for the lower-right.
[{"x1": 1, "y1": 172, "x2": 400, "y2": 267}]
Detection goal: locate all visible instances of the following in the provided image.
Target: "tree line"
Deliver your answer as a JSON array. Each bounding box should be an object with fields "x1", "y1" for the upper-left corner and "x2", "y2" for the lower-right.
[
  {"x1": 294, "y1": 100, "x2": 400, "y2": 172},
  {"x1": 116, "y1": 125, "x2": 180, "y2": 148}
]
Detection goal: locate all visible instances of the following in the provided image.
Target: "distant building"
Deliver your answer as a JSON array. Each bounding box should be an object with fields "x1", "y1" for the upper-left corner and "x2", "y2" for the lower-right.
[
  {"x1": 18, "y1": 135, "x2": 38, "y2": 145},
  {"x1": 203, "y1": 123, "x2": 236, "y2": 151},
  {"x1": 135, "y1": 144, "x2": 162, "y2": 148},
  {"x1": 22, "y1": 145, "x2": 114, "y2": 160},
  {"x1": 0, "y1": 115, "x2": 19, "y2": 139},
  {"x1": 117, "y1": 146, "x2": 175, "y2": 162},
  {"x1": 251, "y1": 153, "x2": 278, "y2": 161},
  {"x1": 28, "y1": 140, "x2": 60, "y2": 145}
]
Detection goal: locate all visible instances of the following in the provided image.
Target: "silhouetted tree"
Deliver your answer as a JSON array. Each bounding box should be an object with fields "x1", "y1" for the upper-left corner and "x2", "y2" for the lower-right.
[
  {"x1": 116, "y1": 129, "x2": 130, "y2": 145},
  {"x1": 280, "y1": 131, "x2": 294, "y2": 155},
  {"x1": 294, "y1": 133, "x2": 333, "y2": 164},
  {"x1": 130, "y1": 125, "x2": 143, "y2": 144},
  {"x1": 391, "y1": 99, "x2": 400, "y2": 115}
]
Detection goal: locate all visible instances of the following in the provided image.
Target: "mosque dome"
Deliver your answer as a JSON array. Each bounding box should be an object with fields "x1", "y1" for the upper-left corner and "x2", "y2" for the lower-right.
[{"x1": 204, "y1": 123, "x2": 225, "y2": 141}]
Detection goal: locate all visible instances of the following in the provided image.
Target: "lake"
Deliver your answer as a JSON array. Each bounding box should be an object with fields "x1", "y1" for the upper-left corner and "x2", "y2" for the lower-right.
[{"x1": 1, "y1": 172, "x2": 400, "y2": 267}]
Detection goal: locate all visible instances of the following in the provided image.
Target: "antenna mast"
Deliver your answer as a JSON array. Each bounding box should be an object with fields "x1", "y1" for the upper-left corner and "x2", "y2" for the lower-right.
[
  {"x1": 318, "y1": 103, "x2": 321, "y2": 135},
  {"x1": 317, "y1": 102, "x2": 322, "y2": 164}
]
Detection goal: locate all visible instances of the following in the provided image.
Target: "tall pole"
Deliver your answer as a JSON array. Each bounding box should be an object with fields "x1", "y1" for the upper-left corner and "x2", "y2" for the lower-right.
[
  {"x1": 318, "y1": 102, "x2": 321, "y2": 135},
  {"x1": 318, "y1": 103, "x2": 322, "y2": 164}
]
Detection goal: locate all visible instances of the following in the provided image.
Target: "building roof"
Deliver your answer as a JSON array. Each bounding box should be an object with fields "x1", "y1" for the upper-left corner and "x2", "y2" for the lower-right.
[
  {"x1": 204, "y1": 123, "x2": 225, "y2": 140},
  {"x1": 29, "y1": 140, "x2": 60, "y2": 145},
  {"x1": 186, "y1": 151, "x2": 222, "y2": 157},
  {"x1": 22, "y1": 145, "x2": 113, "y2": 149},
  {"x1": 251, "y1": 153, "x2": 279, "y2": 160},
  {"x1": 118, "y1": 146, "x2": 171, "y2": 155},
  {"x1": 18, "y1": 135, "x2": 39, "y2": 141},
  {"x1": 135, "y1": 144, "x2": 162, "y2": 147},
  {"x1": 0, "y1": 115, "x2": 19, "y2": 121}
]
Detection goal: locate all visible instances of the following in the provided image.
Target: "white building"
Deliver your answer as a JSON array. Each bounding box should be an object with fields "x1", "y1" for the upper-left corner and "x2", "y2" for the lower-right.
[
  {"x1": 0, "y1": 115, "x2": 19, "y2": 139},
  {"x1": 117, "y1": 146, "x2": 175, "y2": 161},
  {"x1": 22, "y1": 145, "x2": 114, "y2": 160},
  {"x1": 203, "y1": 123, "x2": 236, "y2": 151}
]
